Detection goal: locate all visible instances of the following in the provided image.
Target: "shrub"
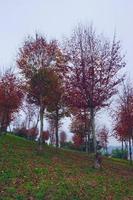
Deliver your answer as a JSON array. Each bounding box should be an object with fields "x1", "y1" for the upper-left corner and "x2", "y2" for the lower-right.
[
  {"x1": 111, "y1": 148, "x2": 128, "y2": 159},
  {"x1": 14, "y1": 127, "x2": 28, "y2": 138}
]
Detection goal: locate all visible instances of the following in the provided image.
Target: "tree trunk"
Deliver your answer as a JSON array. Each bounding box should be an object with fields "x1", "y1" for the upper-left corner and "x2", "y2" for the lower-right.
[
  {"x1": 87, "y1": 127, "x2": 92, "y2": 154},
  {"x1": 90, "y1": 107, "x2": 97, "y2": 153},
  {"x1": 39, "y1": 106, "x2": 44, "y2": 150},
  {"x1": 124, "y1": 141, "x2": 128, "y2": 160},
  {"x1": 55, "y1": 109, "x2": 59, "y2": 148},
  {"x1": 121, "y1": 139, "x2": 124, "y2": 159},
  {"x1": 122, "y1": 139, "x2": 124, "y2": 151},
  {"x1": 0, "y1": 113, "x2": 8, "y2": 133},
  {"x1": 34, "y1": 112, "x2": 40, "y2": 133},
  {"x1": 85, "y1": 135, "x2": 88, "y2": 153},
  {"x1": 129, "y1": 137, "x2": 132, "y2": 165},
  {"x1": 84, "y1": 117, "x2": 88, "y2": 153},
  {"x1": 87, "y1": 133, "x2": 90, "y2": 153},
  {"x1": 1, "y1": 124, "x2": 7, "y2": 133},
  {"x1": 27, "y1": 118, "x2": 31, "y2": 130},
  {"x1": 105, "y1": 145, "x2": 108, "y2": 155}
]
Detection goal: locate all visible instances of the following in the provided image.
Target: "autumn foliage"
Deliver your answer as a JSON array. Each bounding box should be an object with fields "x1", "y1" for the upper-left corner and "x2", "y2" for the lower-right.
[
  {"x1": 64, "y1": 25, "x2": 125, "y2": 152},
  {"x1": 42, "y1": 130, "x2": 50, "y2": 142},
  {"x1": 17, "y1": 34, "x2": 69, "y2": 148},
  {"x1": 0, "y1": 71, "x2": 23, "y2": 132},
  {"x1": 113, "y1": 83, "x2": 133, "y2": 162},
  {"x1": 72, "y1": 134, "x2": 84, "y2": 147},
  {"x1": 0, "y1": 23, "x2": 127, "y2": 157}
]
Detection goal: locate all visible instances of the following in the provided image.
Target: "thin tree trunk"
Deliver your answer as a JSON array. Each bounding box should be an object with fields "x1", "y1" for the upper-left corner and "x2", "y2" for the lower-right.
[
  {"x1": 35, "y1": 112, "x2": 40, "y2": 131},
  {"x1": 85, "y1": 135, "x2": 88, "y2": 153},
  {"x1": 129, "y1": 137, "x2": 132, "y2": 165},
  {"x1": 106, "y1": 145, "x2": 108, "y2": 155},
  {"x1": 87, "y1": 133, "x2": 90, "y2": 154},
  {"x1": 124, "y1": 141, "x2": 128, "y2": 160},
  {"x1": 27, "y1": 117, "x2": 31, "y2": 130},
  {"x1": 55, "y1": 122, "x2": 59, "y2": 148},
  {"x1": 55, "y1": 109, "x2": 59, "y2": 148},
  {"x1": 84, "y1": 113, "x2": 89, "y2": 153},
  {"x1": 122, "y1": 139, "x2": 124, "y2": 152},
  {"x1": 90, "y1": 107, "x2": 96, "y2": 153},
  {"x1": 39, "y1": 106, "x2": 44, "y2": 150},
  {"x1": 122, "y1": 139, "x2": 124, "y2": 159},
  {"x1": 87, "y1": 125, "x2": 92, "y2": 154},
  {"x1": 0, "y1": 113, "x2": 8, "y2": 133}
]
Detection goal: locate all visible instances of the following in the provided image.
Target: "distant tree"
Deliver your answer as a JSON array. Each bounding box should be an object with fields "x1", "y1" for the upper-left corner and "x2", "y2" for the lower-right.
[
  {"x1": 42, "y1": 130, "x2": 49, "y2": 143},
  {"x1": 72, "y1": 134, "x2": 84, "y2": 148},
  {"x1": 22, "y1": 99, "x2": 39, "y2": 130},
  {"x1": 46, "y1": 81, "x2": 69, "y2": 147},
  {"x1": 60, "y1": 131, "x2": 67, "y2": 147},
  {"x1": 14, "y1": 125, "x2": 38, "y2": 141},
  {"x1": 112, "y1": 148, "x2": 128, "y2": 159},
  {"x1": 70, "y1": 108, "x2": 90, "y2": 152},
  {"x1": 64, "y1": 24, "x2": 125, "y2": 153},
  {"x1": 14, "y1": 125, "x2": 28, "y2": 139},
  {"x1": 0, "y1": 70, "x2": 23, "y2": 133},
  {"x1": 27, "y1": 127, "x2": 38, "y2": 140},
  {"x1": 97, "y1": 125, "x2": 109, "y2": 154}
]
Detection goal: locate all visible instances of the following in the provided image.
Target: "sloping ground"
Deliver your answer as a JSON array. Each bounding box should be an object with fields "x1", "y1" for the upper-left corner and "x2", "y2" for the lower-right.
[{"x1": 0, "y1": 135, "x2": 133, "y2": 200}]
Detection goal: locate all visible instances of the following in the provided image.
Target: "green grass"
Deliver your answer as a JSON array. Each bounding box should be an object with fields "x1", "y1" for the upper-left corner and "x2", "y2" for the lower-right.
[{"x1": 0, "y1": 134, "x2": 133, "y2": 200}]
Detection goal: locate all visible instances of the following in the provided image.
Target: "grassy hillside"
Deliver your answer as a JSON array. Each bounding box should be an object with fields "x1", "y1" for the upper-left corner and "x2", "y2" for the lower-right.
[{"x1": 0, "y1": 134, "x2": 133, "y2": 200}]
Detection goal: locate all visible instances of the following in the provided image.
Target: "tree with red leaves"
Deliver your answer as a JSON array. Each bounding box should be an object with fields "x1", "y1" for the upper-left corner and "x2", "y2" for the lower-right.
[
  {"x1": 0, "y1": 70, "x2": 23, "y2": 133},
  {"x1": 27, "y1": 67, "x2": 59, "y2": 146},
  {"x1": 60, "y1": 131, "x2": 67, "y2": 147},
  {"x1": 27, "y1": 127, "x2": 38, "y2": 141},
  {"x1": 113, "y1": 82, "x2": 133, "y2": 163},
  {"x1": 64, "y1": 24, "x2": 125, "y2": 153},
  {"x1": 17, "y1": 34, "x2": 68, "y2": 80},
  {"x1": 72, "y1": 134, "x2": 84, "y2": 148},
  {"x1": 42, "y1": 130, "x2": 49, "y2": 143},
  {"x1": 17, "y1": 34, "x2": 68, "y2": 148}
]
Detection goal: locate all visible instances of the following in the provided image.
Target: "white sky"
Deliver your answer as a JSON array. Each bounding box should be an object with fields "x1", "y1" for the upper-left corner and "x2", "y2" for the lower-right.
[{"x1": 0, "y1": 0, "x2": 133, "y2": 146}]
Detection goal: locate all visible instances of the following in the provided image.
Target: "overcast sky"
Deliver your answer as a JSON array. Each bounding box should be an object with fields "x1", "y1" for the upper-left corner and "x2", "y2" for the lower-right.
[{"x1": 0, "y1": 0, "x2": 133, "y2": 145}]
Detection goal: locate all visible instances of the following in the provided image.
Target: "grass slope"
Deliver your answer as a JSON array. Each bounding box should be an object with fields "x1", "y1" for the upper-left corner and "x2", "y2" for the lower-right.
[{"x1": 0, "y1": 134, "x2": 133, "y2": 200}]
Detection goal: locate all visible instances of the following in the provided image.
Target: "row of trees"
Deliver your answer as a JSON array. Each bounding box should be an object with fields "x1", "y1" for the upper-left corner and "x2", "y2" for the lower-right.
[{"x1": 0, "y1": 24, "x2": 126, "y2": 154}]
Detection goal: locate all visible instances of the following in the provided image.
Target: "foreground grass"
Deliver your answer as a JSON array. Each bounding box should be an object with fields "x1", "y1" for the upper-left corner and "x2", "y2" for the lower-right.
[{"x1": 0, "y1": 135, "x2": 133, "y2": 200}]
